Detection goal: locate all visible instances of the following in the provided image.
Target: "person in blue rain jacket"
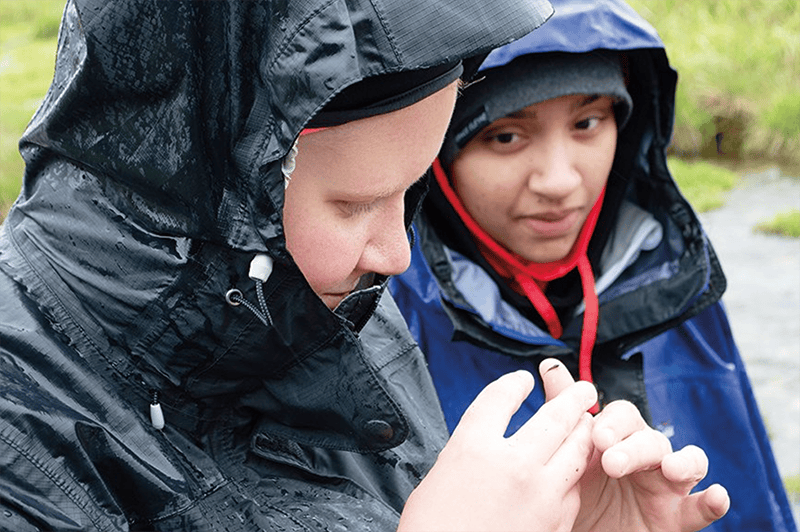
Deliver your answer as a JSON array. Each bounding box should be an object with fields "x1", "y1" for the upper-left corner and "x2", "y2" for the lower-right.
[{"x1": 389, "y1": 1, "x2": 797, "y2": 530}]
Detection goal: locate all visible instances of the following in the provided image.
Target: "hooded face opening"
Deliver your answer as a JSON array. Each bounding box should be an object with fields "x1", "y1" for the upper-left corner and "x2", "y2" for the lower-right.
[
  {"x1": 283, "y1": 81, "x2": 460, "y2": 309},
  {"x1": 451, "y1": 93, "x2": 618, "y2": 264}
]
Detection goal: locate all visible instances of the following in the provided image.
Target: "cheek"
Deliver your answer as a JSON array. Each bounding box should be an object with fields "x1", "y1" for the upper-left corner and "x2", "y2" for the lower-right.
[
  {"x1": 283, "y1": 203, "x2": 361, "y2": 294},
  {"x1": 585, "y1": 139, "x2": 616, "y2": 197},
  {"x1": 455, "y1": 162, "x2": 517, "y2": 223}
]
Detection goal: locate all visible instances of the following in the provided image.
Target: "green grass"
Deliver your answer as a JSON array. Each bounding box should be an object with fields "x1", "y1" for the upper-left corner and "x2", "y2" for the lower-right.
[
  {"x1": 785, "y1": 474, "x2": 800, "y2": 503},
  {"x1": 754, "y1": 209, "x2": 800, "y2": 238},
  {"x1": 626, "y1": 0, "x2": 800, "y2": 164},
  {"x1": 0, "y1": 0, "x2": 64, "y2": 218},
  {"x1": 667, "y1": 157, "x2": 739, "y2": 212}
]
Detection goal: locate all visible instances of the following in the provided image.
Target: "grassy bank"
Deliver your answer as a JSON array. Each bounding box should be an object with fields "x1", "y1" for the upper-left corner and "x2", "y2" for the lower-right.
[
  {"x1": 755, "y1": 209, "x2": 800, "y2": 238},
  {"x1": 0, "y1": 0, "x2": 63, "y2": 217},
  {"x1": 668, "y1": 158, "x2": 739, "y2": 213},
  {"x1": 627, "y1": 0, "x2": 800, "y2": 167}
]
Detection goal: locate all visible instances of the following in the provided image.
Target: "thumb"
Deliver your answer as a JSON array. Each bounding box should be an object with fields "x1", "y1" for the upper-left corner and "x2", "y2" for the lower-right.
[{"x1": 539, "y1": 359, "x2": 576, "y2": 402}]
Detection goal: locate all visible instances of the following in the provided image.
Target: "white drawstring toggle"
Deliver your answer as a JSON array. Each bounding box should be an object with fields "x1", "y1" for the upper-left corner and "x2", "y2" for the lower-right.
[
  {"x1": 150, "y1": 391, "x2": 165, "y2": 430},
  {"x1": 248, "y1": 254, "x2": 273, "y2": 283},
  {"x1": 225, "y1": 255, "x2": 275, "y2": 328}
]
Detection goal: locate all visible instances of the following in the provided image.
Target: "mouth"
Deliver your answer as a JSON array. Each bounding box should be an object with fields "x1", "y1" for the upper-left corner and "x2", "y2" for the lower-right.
[
  {"x1": 320, "y1": 272, "x2": 379, "y2": 310},
  {"x1": 519, "y1": 209, "x2": 582, "y2": 238}
]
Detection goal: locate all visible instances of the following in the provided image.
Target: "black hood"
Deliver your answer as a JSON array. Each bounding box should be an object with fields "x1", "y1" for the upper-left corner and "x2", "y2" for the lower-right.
[
  {"x1": 2, "y1": 0, "x2": 552, "y2": 450},
  {"x1": 18, "y1": 0, "x2": 554, "y2": 251}
]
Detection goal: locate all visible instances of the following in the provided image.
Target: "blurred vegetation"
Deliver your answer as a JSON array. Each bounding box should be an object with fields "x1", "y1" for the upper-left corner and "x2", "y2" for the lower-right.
[
  {"x1": 667, "y1": 157, "x2": 739, "y2": 212},
  {"x1": 0, "y1": 0, "x2": 64, "y2": 218},
  {"x1": 1, "y1": 0, "x2": 799, "y2": 220},
  {"x1": 786, "y1": 474, "x2": 800, "y2": 504},
  {"x1": 754, "y1": 209, "x2": 800, "y2": 238},
  {"x1": 627, "y1": 0, "x2": 800, "y2": 168}
]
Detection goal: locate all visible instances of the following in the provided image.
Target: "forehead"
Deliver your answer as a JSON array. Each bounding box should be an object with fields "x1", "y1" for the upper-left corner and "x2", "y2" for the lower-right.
[
  {"x1": 295, "y1": 81, "x2": 458, "y2": 195},
  {"x1": 503, "y1": 93, "x2": 610, "y2": 120}
]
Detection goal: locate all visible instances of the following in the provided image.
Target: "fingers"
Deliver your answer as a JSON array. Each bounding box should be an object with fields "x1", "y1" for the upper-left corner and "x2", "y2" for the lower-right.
[
  {"x1": 513, "y1": 378, "x2": 597, "y2": 459},
  {"x1": 454, "y1": 370, "x2": 535, "y2": 439},
  {"x1": 592, "y1": 400, "x2": 650, "y2": 452},
  {"x1": 539, "y1": 358, "x2": 575, "y2": 401},
  {"x1": 666, "y1": 446, "x2": 728, "y2": 530},
  {"x1": 599, "y1": 423, "x2": 672, "y2": 479},
  {"x1": 661, "y1": 445, "x2": 709, "y2": 486},
  {"x1": 542, "y1": 412, "x2": 595, "y2": 483},
  {"x1": 680, "y1": 484, "x2": 730, "y2": 531}
]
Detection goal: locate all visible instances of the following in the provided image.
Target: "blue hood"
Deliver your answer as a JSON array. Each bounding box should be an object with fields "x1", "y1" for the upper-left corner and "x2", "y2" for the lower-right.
[
  {"x1": 421, "y1": 0, "x2": 725, "y2": 355},
  {"x1": 482, "y1": 0, "x2": 663, "y2": 68}
]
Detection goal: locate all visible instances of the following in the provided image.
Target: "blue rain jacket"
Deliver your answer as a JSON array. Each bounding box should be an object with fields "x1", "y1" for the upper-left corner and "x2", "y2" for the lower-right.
[{"x1": 389, "y1": 1, "x2": 797, "y2": 530}]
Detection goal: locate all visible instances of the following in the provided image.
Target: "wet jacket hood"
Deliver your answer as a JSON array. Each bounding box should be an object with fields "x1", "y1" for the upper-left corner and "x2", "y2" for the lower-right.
[
  {"x1": 3, "y1": 0, "x2": 553, "y2": 450},
  {"x1": 19, "y1": 0, "x2": 552, "y2": 251}
]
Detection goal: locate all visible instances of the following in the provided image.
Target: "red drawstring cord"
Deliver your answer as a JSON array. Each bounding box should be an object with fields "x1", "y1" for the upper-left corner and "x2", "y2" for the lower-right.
[
  {"x1": 578, "y1": 255, "x2": 600, "y2": 414},
  {"x1": 432, "y1": 159, "x2": 602, "y2": 413}
]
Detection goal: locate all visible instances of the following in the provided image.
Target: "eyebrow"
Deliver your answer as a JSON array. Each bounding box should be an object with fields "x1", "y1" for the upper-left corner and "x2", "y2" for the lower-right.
[{"x1": 505, "y1": 94, "x2": 604, "y2": 119}]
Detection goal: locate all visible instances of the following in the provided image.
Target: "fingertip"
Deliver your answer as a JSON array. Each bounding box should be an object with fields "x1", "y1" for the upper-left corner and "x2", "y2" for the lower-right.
[
  {"x1": 500, "y1": 369, "x2": 536, "y2": 399},
  {"x1": 539, "y1": 358, "x2": 563, "y2": 376},
  {"x1": 574, "y1": 380, "x2": 598, "y2": 409},
  {"x1": 601, "y1": 449, "x2": 630, "y2": 478},
  {"x1": 662, "y1": 444, "x2": 708, "y2": 483},
  {"x1": 593, "y1": 426, "x2": 617, "y2": 451},
  {"x1": 510, "y1": 369, "x2": 535, "y2": 389},
  {"x1": 705, "y1": 484, "x2": 731, "y2": 519},
  {"x1": 682, "y1": 483, "x2": 730, "y2": 530},
  {"x1": 455, "y1": 369, "x2": 535, "y2": 438}
]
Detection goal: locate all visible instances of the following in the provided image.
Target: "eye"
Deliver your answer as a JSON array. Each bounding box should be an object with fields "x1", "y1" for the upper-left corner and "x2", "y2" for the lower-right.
[
  {"x1": 337, "y1": 200, "x2": 376, "y2": 218},
  {"x1": 575, "y1": 116, "x2": 601, "y2": 131},
  {"x1": 492, "y1": 132, "x2": 519, "y2": 144},
  {"x1": 481, "y1": 128, "x2": 526, "y2": 152}
]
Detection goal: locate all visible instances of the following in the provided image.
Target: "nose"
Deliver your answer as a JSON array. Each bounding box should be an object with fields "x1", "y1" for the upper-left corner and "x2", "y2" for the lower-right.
[
  {"x1": 525, "y1": 133, "x2": 582, "y2": 201},
  {"x1": 357, "y1": 202, "x2": 412, "y2": 277}
]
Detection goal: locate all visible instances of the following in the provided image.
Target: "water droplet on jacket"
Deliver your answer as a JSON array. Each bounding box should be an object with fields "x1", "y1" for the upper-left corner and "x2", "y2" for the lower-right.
[{"x1": 3, "y1": 510, "x2": 11, "y2": 518}]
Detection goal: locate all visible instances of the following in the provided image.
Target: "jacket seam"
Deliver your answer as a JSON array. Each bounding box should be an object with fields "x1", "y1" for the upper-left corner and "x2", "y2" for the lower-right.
[
  {"x1": 366, "y1": 0, "x2": 403, "y2": 63},
  {"x1": 3, "y1": 225, "x2": 112, "y2": 375}
]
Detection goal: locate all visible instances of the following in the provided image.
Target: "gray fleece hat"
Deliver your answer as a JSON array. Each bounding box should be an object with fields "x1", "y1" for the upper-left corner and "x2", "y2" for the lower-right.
[{"x1": 439, "y1": 51, "x2": 632, "y2": 168}]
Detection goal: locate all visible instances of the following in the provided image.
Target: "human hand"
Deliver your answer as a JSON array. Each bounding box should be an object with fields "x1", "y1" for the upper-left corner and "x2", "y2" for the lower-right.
[
  {"x1": 539, "y1": 359, "x2": 730, "y2": 532},
  {"x1": 398, "y1": 370, "x2": 597, "y2": 532}
]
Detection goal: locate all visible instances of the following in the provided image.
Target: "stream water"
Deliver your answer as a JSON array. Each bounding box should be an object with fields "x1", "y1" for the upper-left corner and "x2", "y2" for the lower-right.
[{"x1": 698, "y1": 166, "x2": 800, "y2": 524}]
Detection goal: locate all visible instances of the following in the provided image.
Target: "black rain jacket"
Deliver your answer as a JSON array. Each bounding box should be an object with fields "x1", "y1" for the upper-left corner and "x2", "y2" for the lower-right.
[{"x1": 0, "y1": 1, "x2": 552, "y2": 530}]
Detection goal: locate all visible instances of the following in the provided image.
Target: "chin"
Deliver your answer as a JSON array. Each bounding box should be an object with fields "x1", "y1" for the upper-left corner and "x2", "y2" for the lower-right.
[{"x1": 521, "y1": 248, "x2": 572, "y2": 264}]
